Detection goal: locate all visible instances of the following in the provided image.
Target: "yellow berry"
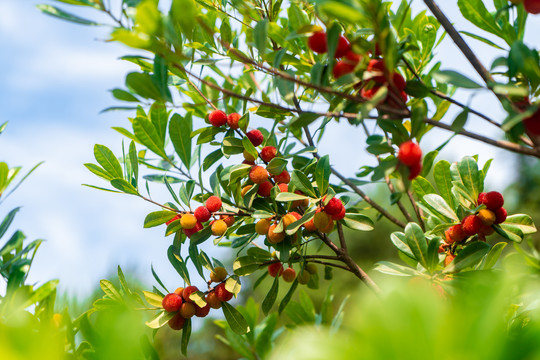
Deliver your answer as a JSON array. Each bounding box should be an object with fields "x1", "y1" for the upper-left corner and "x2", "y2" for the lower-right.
[
  {"x1": 477, "y1": 209, "x2": 496, "y2": 226},
  {"x1": 211, "y1": 220, "x2": 228, "y2": 236},
  {"x1": 181, "y1": 214, "x2": 197, "y2": 229},
  {"x1": 313, "y1": 212, "x2": 332, "y2": 231},
  {"x1": 255, "y1": 219, "x2": 271, "y2": 235},
  {"x1": 210, "y1": 266, "x2": 228, "y2": 283},
  {"x1": 297, "y1": 270, "x2": 311, "y2": 285},
  {"x1": 241, "y1": 185, "x2": 253, "y2": 197}
]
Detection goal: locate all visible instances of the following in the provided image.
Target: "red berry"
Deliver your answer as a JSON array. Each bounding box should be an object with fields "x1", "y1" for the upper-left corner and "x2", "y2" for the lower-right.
[
  {"x1": 246, "y1": 129, "x2": 264, "y2": 146},
  {"x1": 215, "y1": 283, "x2": 233, "y2": 302},
  {"x1": 183, "y1": 221, "x2": 203, "y2": 238},
  {"x1": 392, "y1": 73, "x2": 407, "y2": 91},
  {"x1": 334, "y1": 35, "x2": 351, "y2": 58},
  {"x1": 180, "y1": 302, "x2": 196, "y2": 318},
  {"x1": 461, "y1": 215, "x2": 483, "y2": 236},
  {"x1": 524, "y1": 109, "x2": 540, "y2": 135},
  {"x1": 168, "y1": 313, "x2": 186, "y2": 330},
  {"x1": 206, "y1": 291, "x2": 222, "y2": 309},
  {"x1": 182, "y1": 286, "x2": 199, "y2": 303},
  {"x1": 257, "y1": 181, "x2": 273, "y2": 197},
  {"x1": 478, "y1": 191, "x2": 504, "y2": 210},
  {"x1": 162, "y1": 293, "x2": 183, "y2": 312},
  {"x1": 278, "y1": 183, "x2": 288, "y2": 192},
  {"x1": 194, "y1": 206, "x2": 211, "y2": 222},
  {"x1": 408, "y1": 161, "x2": 422, "y2": 180},
  {"x1": 444, "y1": 253, "x2": 456, "y2": 267},
  {"x1": 308, "y1": 32, "x2": 327, "y2": 53},
  {"x1": 333, "y1": 61, "x2": 355, "y2": 79},
  {"x1": 260, "y1": 146, "x2": 278, "y2": 162},
  {"x1": 273, "y1": 170, "x2": 291, "y2": 184},
  {"x1": 494, "y1": 207, "x2": 507, "y2": 224},
  {"x1": 478, "y1": 223, "x2": 495, "y2": 236},
  {"x1": 367, "y1": 59, "x2": 385, "y2": 73},
  {"x1": 444, "y1": 224, "x2": 466, "y2": 244},
  {"x1": 323, "y1": 197, "x2": 343, "y2": 216},
  {"x1": 195, "y1": 303, "x2": 211, "y2": 317},
  {"x1": 332, "y1": 206, "x2": 346, "y2": 221},
  {"x1": 208, "y1": 110, "x2": 227, "y2": 127},
  {"x1": 525, "y1": 0, "x2": 540, "y2": 14},
  {"x1": 268, "y1": 262, "x2": 284, "y2": 277},
  {"x1": 344, "y1": 50, "x2": 362, "y2": 65},
  {"x1": 227, "y1": 113, "x2": 241, "y2": 129},
  {"x1": 361, "y1": 86, "x2": 381, "y2": 100},
  {"x1": 166, "y1": 214, "x2": 180, "y2": 226},
  {"x1": 398, "y1": 141, "x2": 422, "y2": 166},
  {"x1": 220, "y1": 215, "x2": 236, "y2": 227},
  {"x1": 205, "y1": 196, "x2": 222, "y2": 212},
  {"x1": 282, "y1": 268, "x2": 296, "y2": 283}
]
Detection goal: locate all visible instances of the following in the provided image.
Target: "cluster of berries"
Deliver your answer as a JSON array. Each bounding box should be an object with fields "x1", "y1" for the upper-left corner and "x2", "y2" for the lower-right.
[
  {"x1": 165, "y1": 195, "x2": 234, "y2": 238},
  {"x1": 307, "y1": 31, "x2": 408, "y2": 109},
  {"x1": 253, "y1": 196, "x2": 346, "y2": 246},
  {"x1": 398, "y1": 141, "x2": 423, "y2": 180},
  {"x1": 361, "y1": 59, "x2": 408, "y2": 108},
  {"x1": 267, "y1": 262, "x2": 317, "y2": 284},
  {"x1": 442, "y1": 191, "x2": 508, "y2": 266},
  {"x1": 162, "y1": 267, "x2": 233, "y2": 330}
]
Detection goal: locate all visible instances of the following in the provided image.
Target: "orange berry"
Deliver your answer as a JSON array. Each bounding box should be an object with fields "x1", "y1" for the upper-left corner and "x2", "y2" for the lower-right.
[
  {"x1": 477, "y1": 209, "x2": 496, "y2": 226},
  {"x1": 211, "y1": 220, "x2": 228, "y2": 236},
  {"x1": 227, "y1": 113, "x2": 241, "y2": 129},
  {"x1": 182, "y1": 286, "x2": 199, "y2": 303},
  {"x1": 179, "y1": 302, "x2": 196, "y2": 318},
  {"x1": 249, "y1": 165, "x2": 269, "y2": 184},
  {"x1": 267, "y1": 223, "x2": 285, "y2": 244},
  {"x1": 241, "y1": 185, "x2": 253, "y2": 197},
  {"x1": 206, "y1": 291, "x2": 221, "y2": 309},
  {"x1": 180, "y1": 214, "x2": 197, "y2": 229},
  {"x1": 210, "y1": 266, "x2": 228, "y2": 283},
  {"x1": 220, "y1": 215, "x2": 235, "y2": 227},
  {"x1": 168, "y1": 313, "x2": 186, "y2": 330}
]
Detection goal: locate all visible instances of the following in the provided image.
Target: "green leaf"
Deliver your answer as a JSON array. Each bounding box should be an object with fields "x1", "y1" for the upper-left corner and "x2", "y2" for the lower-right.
[
  {"x1": 434, "y1": 160, "x2": 455, "y2": 208},
  {"x1": 100, "y1": 280, "x2": 121, "y2": 301},
  {"x1": 289, "y1": 112, "x2": 321, "y2": 128},
  {"x1": 456, "y1": 156, "x2": 481, "y2": 202},
  {"x1": 145, "y1": 311, "x2": 174, "y2": 329},
  {"x1": 374, "y1": 261, "x2": 419, "y2": 276},
  {"x1": 143, "y1": 291, "x2": 163, "y2": 308},
  {"x1": 129, "y1": 141, "x2": 138, "y2": 186},
  {"x1": 483, "y1": 242, "x2": 507, "y2": 269},
  {"x1": 262, "y1": 275, "x2": 279, "y2": 315},
  {"x1": 149, "y1": 102, "x2": 168, "y2": 144},
  {"x1": 433, "y1": 70, "x2": 483, "y2": 89},
  {"x1": 167, "y1": 246, "x2": 190, "y2": 285},
  {"x1": 223, "y1": 137, "x2": 244, "y2": 157},
  {"x1": 221, "y1": 302, "x2": 250, "y2": 335},
  {"x1": 452, "y1": 109, "x2": 469, "y2": 132},
  {"x1": 36, "y1": 4, "x2": 99, "y2": 25},
  {"x1": 144, "y1": 210, "x2": 177, "y2": 228},
  {"x1": 411, "y1": 176, "x2": 436, "y2": 199},
  {"x1": 169, "y1": 114, "x2": 193, "y2": 169},
  {"x1": 342, "y1": 213, "x2": 374, "y2": 231},
  {"x1": 266, "y1": 157, "x2": 288, "y2": 176},
  {"x1": 181, "y1": 318, "x2": 191, "y2": 356},
  {"x1": 111, "y1": 88, "x2": 139, "y2": 102},
  {"x1": 133, "y1": 116, "x2": 167, "y2": 158},
  {"x1": 503, "y1": 214, "x2": 537, "y2": 235},
  {"x1": 254, "y1": 19, "x2": 268, "y2": 56},
  {"x1": 233, "y1": 256, "x2": 262, "y2": 276},
  {"x1": 422, "y1": 194, "x2": 458, "y2": 221},
  {"x1": 405, "y1": 222, "x2": 428, "y2": 268},
  {"x1": 426, "y1": 237, "x2": 440, "y2": 273},
  {"x1": 278, "y1": 279, "x2": 298, "y2": 314},
  {"x1": 457, "y1": 0, "x2": 503, "y2": 40},
  {"x1": 170, "y1": 0, "x2": 197, "y2": 39},
  {"x1": 275, "y1": 192, "x2": 310, "y2": 202},
  {"x1": 255, "y1": 313, "x2": 278, "y2": 357},
  {"x1": 126, "y1": 72, "x2": 163, "y2": 100},
  {"x1": 443, "y1": 241, "x2": 490, "y2": 273},
  {"x1": 390, "y1": 232, "x2": 415, "y2": 259},
  {"x1": 315, "y1": 155, "x2": 331, "y2": 195},
  {"x1": 84, "y1": 164, "x2": 113, "y2": 181},
  {"x1": 94, "y1": 144, "x2": 123, "y2": 179},
  {"x1": 110, "y1": 178, "x2": 139, "y2": 195},
  {"x1": 290, "y1": 170, "x2": 316, "y2": 197}
]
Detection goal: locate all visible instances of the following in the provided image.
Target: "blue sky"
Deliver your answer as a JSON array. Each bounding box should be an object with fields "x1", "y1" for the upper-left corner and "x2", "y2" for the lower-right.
[{"x1": 0, "y1": 0, "x2": 534, "y2": 297}]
